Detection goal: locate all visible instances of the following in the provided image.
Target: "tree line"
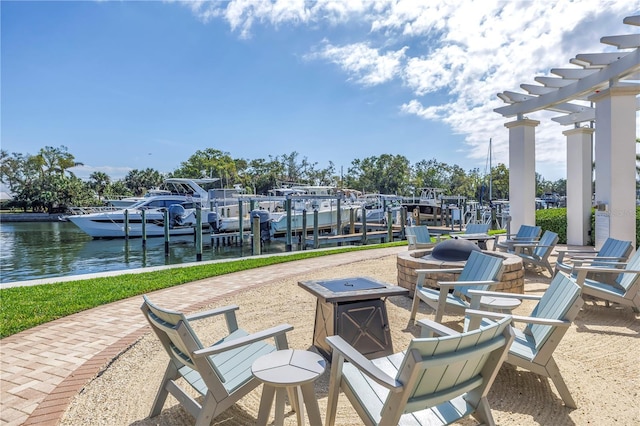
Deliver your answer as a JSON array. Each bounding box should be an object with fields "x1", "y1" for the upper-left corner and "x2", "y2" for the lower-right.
[{"x1": 0, "y1": 145, "x2": 568, "y2": 213}]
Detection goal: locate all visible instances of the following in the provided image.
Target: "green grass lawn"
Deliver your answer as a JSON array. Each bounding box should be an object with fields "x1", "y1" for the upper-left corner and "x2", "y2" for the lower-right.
[{"x1": 0, "y1": 242, "x2": 406, "y2": 338}]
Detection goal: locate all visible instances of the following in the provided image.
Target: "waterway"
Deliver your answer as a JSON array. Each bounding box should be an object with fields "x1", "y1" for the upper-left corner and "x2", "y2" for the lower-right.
[{"x1": 0, "y1": 221, "x2": 292, "y2": 285}]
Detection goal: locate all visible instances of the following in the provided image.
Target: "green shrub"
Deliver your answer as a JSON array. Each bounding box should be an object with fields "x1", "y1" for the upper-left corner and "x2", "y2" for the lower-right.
[
  {"x1": 536, "y1": 206, "x2": 640, "y2": 247},
  {"x1": 535, "y1": 208, "x2": 567, "y2": 244}
]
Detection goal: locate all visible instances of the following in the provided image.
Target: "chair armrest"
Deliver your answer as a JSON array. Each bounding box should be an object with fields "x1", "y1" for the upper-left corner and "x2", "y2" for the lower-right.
[
  {"x1": 465, "y1": 309, "x2": 571, "y2": 327},
  {"x1": 326, "y1": 335, "x2": 402, "y2": 392},
  {"x1": 575, "y1": 267, "x2": 640, "y2": 284},
  {"x1": 193, "y1": 323, "x2": 294, "y2": 357},
  {"x1": 185, "y1": 305, "x2": 239, "y2": 321},
  {"x1": 571, "y1": 255, "x2": 624, "y2": 261},
  {"x1": 556, "y1": 249, "x2": 598, "y2": 256},
  {"x1": 416, "y1": 318, "x2": 458, "y2": 337},
  {"x1": 572, "y1": 258, "x2": 626, "y2": 267},
  {"x1": 555, "y1": 249, "x2": 597, "y2": 264},
  {"x1": 416, "y1": 268, "x2": 464, "y2": 276},
  {"x1": 510, "y1": 239, "x2": 540, "y2": 245},
  {"x1": 437, "y1": 280, "x2": 497, "y2": 290},
  {"x1": 512, "y1": 243, "x2": 553, "y2": 249},
  {"x1": 467, "y1": 289, "x2": 542, "y2": 301}
]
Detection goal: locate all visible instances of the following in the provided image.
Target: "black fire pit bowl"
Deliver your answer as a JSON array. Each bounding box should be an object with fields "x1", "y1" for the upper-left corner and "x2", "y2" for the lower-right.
[{"x1": 431, "y1": 238, "x2": 481, "y2": 261}]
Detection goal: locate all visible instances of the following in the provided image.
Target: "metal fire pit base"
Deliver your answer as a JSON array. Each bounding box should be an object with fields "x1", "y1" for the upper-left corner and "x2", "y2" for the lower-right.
[{"x1": 298, "y1": 277, "x2": 409, "y2": 360}]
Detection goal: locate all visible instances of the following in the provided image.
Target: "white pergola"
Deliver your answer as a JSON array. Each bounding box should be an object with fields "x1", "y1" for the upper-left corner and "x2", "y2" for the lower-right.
[{"x1": 495, "y1": 14, "x2": 640, "y2": 249}]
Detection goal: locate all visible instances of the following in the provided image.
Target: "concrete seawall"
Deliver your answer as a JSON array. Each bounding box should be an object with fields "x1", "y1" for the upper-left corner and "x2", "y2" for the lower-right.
[{"x1": 0, "y1": 213, "x2": 66, "y2": 222}]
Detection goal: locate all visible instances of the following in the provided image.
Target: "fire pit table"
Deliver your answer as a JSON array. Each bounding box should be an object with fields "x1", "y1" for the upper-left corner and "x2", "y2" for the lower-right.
[{"x1": 298, "y1": 276, "x2": 409, "y2": 360}]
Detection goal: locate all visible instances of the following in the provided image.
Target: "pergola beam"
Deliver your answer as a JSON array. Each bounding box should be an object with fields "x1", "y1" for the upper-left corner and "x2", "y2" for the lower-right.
[
  {"x1": 550, "y1": 68, "x2": 600, "y2": 79},
  {"x1": 601, "y1": 34, "x2": 640, "y2": 49},
  {"x1": 551, "y1": 96, "x2": 640, "y2": 125},
  {"x1": 495, "y1": 49, "x2": 639, "y2": 117},
  {"x1": 624, "y1": 16, "x2": 640, "y2": 26},
  {"x1": 534, "y1": 76, "x2": 575, "y2": 88},
  {"x1": 520, "y1": 84, "x2": 556, "y2": 95},
  {"x1": 575, "y1": 51, "x2": 633, "y2": 66},
  {"x1": 551, "y1": 109, "x2": 595, "y2": 125}
]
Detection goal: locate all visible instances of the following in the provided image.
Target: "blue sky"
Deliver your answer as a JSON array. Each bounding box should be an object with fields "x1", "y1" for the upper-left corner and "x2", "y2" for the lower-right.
[{"x1": 2, "y1": 1, "x2": 639, "y2": 185}]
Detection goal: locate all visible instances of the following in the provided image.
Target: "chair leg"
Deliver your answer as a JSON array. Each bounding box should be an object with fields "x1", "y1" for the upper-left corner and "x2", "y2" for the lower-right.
[
  {"x1": 150, "y1": 361, "x2": 179, "y2": 418},
  {"x1": 546, "y1": 357, "x2": 577, "y2": 409},
  {"x1": 410, "y1": 292, "x2": 421, "y2": 321},
  {"x1": 545, "y1": 263, "x2": 554, "y2": 277},
  {"x1": 472, "y1": 396, "x2": 496, "y2": 426},
  {"x1": 325, "y1": 354, "x2": 345, "y2": 426},
  {"x1": 195, "y1": 394, "x2": 218, "y2": 426}
]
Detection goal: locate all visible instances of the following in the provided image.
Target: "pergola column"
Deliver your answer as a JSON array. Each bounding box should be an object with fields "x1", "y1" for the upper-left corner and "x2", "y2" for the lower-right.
[
  {"x1": 563, "y1": 127, "x2": 594, "y2": 245},
  {"x1": 505, "y1": 118, "x2": 539, "y2": 232},
  {"x1": 590, "y1": 86, "x2": 638, "y2": 249}
]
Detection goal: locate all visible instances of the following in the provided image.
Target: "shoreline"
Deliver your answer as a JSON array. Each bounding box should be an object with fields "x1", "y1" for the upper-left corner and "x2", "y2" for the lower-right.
[{"x1": 0, "y1": 212, "x2": 66, "y2": 222}]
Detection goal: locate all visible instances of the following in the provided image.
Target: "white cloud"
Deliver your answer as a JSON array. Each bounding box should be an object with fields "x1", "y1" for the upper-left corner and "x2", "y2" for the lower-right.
[
  {"x1": 181, "y1": 0, "x2": 640, "y2": 179},
  {"x1": 306, "y1": 42, "x2": 408, "y2": 86}
]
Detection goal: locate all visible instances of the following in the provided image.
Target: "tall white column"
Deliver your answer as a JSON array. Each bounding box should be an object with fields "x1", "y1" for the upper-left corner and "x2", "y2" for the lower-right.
[
  {"x1": 505, "y1": 118, "x2": 539, "y2": 232},
  {"x1": 563, "y1": 127, "x2": 593, "y2": 245},
  {"x1": 590, "y1": 86, "x2": 638, "y2": 249}
]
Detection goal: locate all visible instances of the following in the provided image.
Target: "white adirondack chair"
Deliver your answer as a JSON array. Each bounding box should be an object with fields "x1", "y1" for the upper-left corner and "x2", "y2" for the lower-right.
[
  {"x1": 573, "y1": 248, "x2": 640, "y2": 312},
  {"x1": 409, "y1": 250, "x2": 505, "y2": 325},
  {"x1": 325, "y1": 315, "x2": 515, "y2": 426},
  {"x1": 465, "y1": 271, "x2": 583, "y2": 408},
  {"x1": 512, "y1": 230, "x2": 559, "y2": 276},
  {"x1": 458, "y1": 223, "x2": 490, "y2": 234},
  {"x1": 140, "y1": 295, "x2": 293, "y2": 425},
  {"x1": 405, "y1": 225, "x2": 437, "y2": 250},
  {"x1": 554, "y1": 237, "x2": 632, "y2": 276},
  {"x1": 493, "y1": 224, "x2": 541, "y2": 252}
]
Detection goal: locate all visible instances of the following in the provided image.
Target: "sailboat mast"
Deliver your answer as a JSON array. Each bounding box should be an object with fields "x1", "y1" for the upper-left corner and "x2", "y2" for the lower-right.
[{"x1": 489, "y1": 138, "x2": 493, "y2": 203}]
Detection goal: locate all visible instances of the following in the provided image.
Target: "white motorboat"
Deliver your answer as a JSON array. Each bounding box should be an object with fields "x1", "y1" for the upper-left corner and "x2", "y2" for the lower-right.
[
  {"x1": 265, "y1": 185, "x2": 352, "y2": 236},
  {"x1": 67, "y1": 178, "x2": 220, "y2": 238},
  {"x1": 401, "y1": 188, "x2": 443, "y2": 224},
  {"x1": 207, "y1": 186, "x2": 280, "y2": 233},
  {"x1": 269, "y1": 198, "x2": 351, "y2": 235},
  {"x1": 356, "y1": 194, "x2": 403, "y2": 224},
  {"x1": 103, "y1": 188, "x2": 172, "y2": 208}
]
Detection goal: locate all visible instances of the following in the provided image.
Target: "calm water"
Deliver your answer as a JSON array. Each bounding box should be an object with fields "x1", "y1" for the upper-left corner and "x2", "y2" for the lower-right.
[{"x1": 0, "y1": 221, "x2": 291, "y2": 284}]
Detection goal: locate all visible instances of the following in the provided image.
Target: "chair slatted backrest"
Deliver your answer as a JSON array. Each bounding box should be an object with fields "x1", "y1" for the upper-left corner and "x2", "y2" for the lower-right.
[
  {"x1": 407, "y1": 226, "x2": 432, "y2": 244},
  {"x1": 455, "y1": 251, "x2": 505, "y2": 298},
  {"x1": 591, "y1": 238, "x2": 633, "y2": 268},
  {"x1": 385, "y1": 316, "x2": 513, "y2": 416},
  {"x1": 142, "y1": 296, "x2": 228, "y2": 381},
  {"x1": 517, "y1": 225, "x2": 542, "y2": 240},
  {"x1": 527, "y1": 273, "x2": 581, "y2": 350},
  {"x1": 533, "y1": 230, "x2": 558, "y2": 259},
  {"x1": 142, "y1": 296, "x2": 204, "y2": 369},
  {"x1": 615, "y1": 249, "x2": 640, "y2": 291},
  {"x1": 465, "y1": 223, "x2": 490, "y2": 234}
]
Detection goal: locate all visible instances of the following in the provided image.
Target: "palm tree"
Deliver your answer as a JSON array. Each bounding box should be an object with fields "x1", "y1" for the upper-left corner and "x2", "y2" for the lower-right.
[{"x1": 89, "y1": 172, "x2": 111, "y2": 201}]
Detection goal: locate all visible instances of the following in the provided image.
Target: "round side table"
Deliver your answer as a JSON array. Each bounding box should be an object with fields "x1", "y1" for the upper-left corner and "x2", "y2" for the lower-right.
[
  {"x1": 479, "y1": 295, "x2": 522, "y2": 312},
  {"x1": 252, "y1": 349, "x2": 326, "y2": 426}
]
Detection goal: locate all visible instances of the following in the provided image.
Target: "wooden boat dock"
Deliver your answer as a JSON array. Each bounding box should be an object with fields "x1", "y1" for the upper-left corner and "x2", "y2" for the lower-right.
[{"x1": 304, "y1": 228, "x2": 403, "y2": 248}]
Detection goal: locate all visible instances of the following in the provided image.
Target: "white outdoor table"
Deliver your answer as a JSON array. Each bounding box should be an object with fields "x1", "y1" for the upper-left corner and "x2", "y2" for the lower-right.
[
  {"x1": 252, "y1": 349, "x2": 326, "y2": 426},
  {"x1": 479, "y1": 295, "x2": 522, "y2": 312},
  {"x1": 468, "y1": 295, "x2": 522, "y2": 330}
]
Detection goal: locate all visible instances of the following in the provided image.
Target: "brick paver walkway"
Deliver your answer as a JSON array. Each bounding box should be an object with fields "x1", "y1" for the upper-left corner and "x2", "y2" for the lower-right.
[{"x1": 0, "y1": 246, "x2": 405, "y2": 426}]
